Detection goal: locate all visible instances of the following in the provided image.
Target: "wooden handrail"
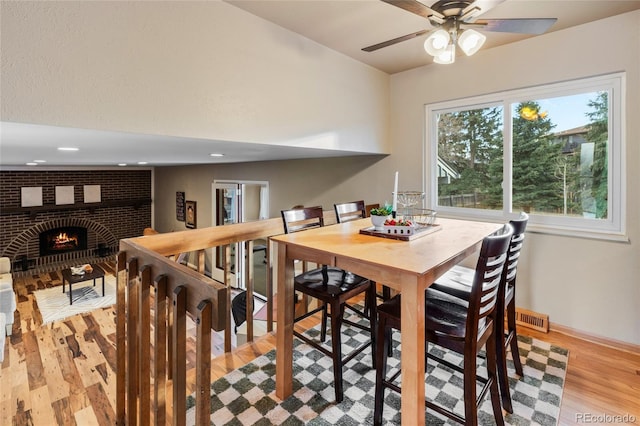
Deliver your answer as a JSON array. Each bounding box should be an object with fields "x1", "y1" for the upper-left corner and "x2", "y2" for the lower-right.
[{"x1": 116, "y1": 217, "x2": 285, "y2": 424}]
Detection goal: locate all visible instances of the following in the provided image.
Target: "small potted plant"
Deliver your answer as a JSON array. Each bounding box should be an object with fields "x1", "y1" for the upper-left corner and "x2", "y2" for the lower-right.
[{"x1": 369, "y1": 204, "x2": 393, "y2": 230}]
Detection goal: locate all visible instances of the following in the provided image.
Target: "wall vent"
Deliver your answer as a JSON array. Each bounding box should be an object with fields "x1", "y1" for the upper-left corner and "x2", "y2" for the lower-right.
[{"x1": 513, "y1": 308, "x2": 549, "y2": 333}]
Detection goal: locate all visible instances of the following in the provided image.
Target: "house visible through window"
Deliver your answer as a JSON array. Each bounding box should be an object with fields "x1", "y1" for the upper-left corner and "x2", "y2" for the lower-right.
[{"x1": 427, "y1": 73, "x2": 625, "y2": 239}]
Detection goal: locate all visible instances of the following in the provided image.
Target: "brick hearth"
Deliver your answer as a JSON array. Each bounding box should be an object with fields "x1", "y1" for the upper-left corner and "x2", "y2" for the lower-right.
[{"x1": 0, "y1": 169, "x2": 152, "y2": 274}]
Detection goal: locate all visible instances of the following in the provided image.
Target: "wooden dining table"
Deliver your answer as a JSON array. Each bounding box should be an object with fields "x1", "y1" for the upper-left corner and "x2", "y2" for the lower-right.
[{"x1": 270, "y1": 216, "x2": 503, "y2": 426}]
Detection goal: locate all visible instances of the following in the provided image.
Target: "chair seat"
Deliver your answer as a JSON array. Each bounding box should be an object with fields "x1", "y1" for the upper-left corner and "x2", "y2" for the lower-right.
[
  {"x1": 379, "y1": 290, "x2": 489, "y2": 340},
  {"x1": 429, "y1": 264, "x2": 474, "y2": 299},
  {"x1": 294, "y1": 267, "x2": 369, "y2": 299},
  {"x1": 432, "y1": 265, "x2": 515, "y2": 304}
]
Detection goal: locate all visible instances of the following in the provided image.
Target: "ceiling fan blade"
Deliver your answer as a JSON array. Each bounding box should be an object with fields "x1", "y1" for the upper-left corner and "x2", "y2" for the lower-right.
[
  {"x1": 362, "y1": 29, "x2": 430, "y2": 52},
  {"x1": 380, "y1": 0, "x2": 444, "y2": 21},
  {"x1": 462, "y1": 0, "x2": 506, "y2": 18},
  {"x1": 470, "y1": 18, "x2": 557, "y2": 34}
]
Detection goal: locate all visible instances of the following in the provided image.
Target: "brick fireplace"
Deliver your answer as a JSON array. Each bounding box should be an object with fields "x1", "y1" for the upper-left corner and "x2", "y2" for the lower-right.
[
  {"x1": 0, "y1": 169, "x2": 152, "y2": 273},
  {"x1": 39, "y1": 225, "x2": 88, "y2": 256}
]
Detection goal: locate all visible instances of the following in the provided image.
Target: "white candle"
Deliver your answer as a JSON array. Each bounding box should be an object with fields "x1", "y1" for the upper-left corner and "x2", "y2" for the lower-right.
[{"x1": 392, "y1": 171, "x2": 398, "y2": 213}]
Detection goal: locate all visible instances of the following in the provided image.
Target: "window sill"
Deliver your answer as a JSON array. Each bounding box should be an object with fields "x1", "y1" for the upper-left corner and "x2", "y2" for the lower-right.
[{"x1": 436, "y1": 212, "x2": 629, "y2": 243}]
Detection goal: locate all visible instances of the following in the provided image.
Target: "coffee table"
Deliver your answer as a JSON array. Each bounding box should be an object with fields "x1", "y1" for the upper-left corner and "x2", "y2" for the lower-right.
[{"x1": 61, "y1": 264, "x2": 105, "y2": 305}]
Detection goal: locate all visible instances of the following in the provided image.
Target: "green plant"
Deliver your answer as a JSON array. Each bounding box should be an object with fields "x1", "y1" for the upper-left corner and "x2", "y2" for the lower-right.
[{"x1": 369, "y1": 204, "x2": 393, "y2": 216}]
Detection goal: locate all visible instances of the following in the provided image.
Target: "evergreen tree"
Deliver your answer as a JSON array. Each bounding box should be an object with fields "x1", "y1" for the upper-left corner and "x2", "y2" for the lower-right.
[
  {"x1": 437, "y1": 107, "x2": 502, "y2": 206},
  {"x1": 512, "y1": 101, "x2": 562, "y2": 213},
  {"x1": 585, "y1": 92, "x2": 609, "y2": 218}
]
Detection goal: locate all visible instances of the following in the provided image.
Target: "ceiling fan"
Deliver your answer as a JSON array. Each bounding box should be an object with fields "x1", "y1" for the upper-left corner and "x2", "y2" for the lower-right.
[{"x1": 363, "y1": 0, "x2": 557, "y2": 64}]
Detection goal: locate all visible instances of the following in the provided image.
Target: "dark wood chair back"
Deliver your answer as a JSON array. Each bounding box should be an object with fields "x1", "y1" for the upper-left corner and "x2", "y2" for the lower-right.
[
  {"x1": 504, "y1": 213, "x2": 528, "y2": 286},
  {"x1": 468, "y1": 223, "x2": 514, "y2": 335},
  {"x1": 365, "y1": 203, "x2": 380, "y2": 217},
  {"x1": 281, "y1": 206, "x2": 324, "y2": 234},
  {"x1": 334, "y1": 200, "x2": 366, "y2": 224}
]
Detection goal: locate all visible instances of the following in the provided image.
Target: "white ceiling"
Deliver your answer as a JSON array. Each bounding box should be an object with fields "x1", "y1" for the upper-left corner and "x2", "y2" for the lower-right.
[
  {"x1": 0, "y1": 122, "x2": 371, "y2": 168},
  {"x1": 227, "y1": 0, "x2": 640, "y2": 75},
  {"x1": 2, "y1": 0, "x2": 639, "y2": 168}
]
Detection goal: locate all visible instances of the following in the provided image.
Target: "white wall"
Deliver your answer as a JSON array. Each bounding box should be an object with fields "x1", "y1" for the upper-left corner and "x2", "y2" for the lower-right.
[
  {"x1": 0, "y1": 1, "x2": 389, "y2": 154},
  {"x1": 390, "y1": 11, "x2": 640, "y2": 345}
]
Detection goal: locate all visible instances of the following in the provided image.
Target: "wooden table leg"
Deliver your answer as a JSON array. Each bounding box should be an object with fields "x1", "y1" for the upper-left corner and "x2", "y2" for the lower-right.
[
  {"x1": 400, "y1": 276, "x2": 426, "y2": 426},
  {"x1": 275, "y1": 242, "x2": 295, "y2": 400}
]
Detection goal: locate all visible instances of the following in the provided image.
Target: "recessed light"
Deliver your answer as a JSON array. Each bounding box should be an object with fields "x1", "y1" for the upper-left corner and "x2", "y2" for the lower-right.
[
  {"x1": 26, "y1": 162, "x2": 37, "y2": 166},
  {"x1": 118, "y1": 163, "x2": 127, "y2": 167},
  {"x1": 34, "y1": 160, "x2": 46, "y2": 163},
  {"x1": 58, "y1": 147, "x2": 79, "y2": 151},
  {"x1": 210, "y1": 153, "x2": 224, "y2": 157},
  {"x1": 137, "y1": 161, "x2": 148, "y2": 165}
]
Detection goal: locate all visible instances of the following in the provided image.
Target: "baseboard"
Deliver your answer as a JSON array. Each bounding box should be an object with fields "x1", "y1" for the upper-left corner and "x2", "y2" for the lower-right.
[{"x1": 550, "y1": 322, "x2": 640, "y2": 355}]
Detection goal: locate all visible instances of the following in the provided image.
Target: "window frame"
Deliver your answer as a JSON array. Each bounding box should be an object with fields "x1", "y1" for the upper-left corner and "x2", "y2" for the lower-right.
[{"x1": 426, "y1": 73, "x2": 626, "y2": 241}]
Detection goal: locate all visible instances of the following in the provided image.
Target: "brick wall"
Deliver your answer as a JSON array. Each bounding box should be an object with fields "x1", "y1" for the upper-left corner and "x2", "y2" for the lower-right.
[{"x1": 0, "y1": 170, "x2": 151, "y2": 267}]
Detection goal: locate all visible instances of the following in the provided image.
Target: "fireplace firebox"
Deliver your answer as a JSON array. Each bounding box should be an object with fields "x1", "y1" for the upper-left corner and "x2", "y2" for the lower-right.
[{"x1": 39, "y1": 226, "x2": 88, "y2": 256}]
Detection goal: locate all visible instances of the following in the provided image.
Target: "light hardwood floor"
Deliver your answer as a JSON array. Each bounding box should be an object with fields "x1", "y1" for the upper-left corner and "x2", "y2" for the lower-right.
[{"x1": 1, "y1": 262, "x2": 639, "y2": 425}]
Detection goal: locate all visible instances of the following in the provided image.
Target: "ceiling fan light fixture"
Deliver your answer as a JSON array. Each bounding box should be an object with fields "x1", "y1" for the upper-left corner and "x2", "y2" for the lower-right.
[
  {"x1": 424, "y1": 29, "x2": 450, "y2": 56},
  {"x1": 458, "y1": 29, "x2": 486, "y2": 56},
  {"x1": 433, "y1": 42, "x2": 456, "y2": 64}
]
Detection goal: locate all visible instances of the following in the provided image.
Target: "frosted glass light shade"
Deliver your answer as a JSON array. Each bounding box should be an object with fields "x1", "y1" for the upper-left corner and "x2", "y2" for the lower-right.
[
  {"x1": 434, "y1": 43, "x2": 456, "y2": 64},
  {"x1": 458, "y1": 29, "x2": 486, "y2": 56},
  {"x1": 424, "y1": 29, "x2": 450, "y2": 56}
]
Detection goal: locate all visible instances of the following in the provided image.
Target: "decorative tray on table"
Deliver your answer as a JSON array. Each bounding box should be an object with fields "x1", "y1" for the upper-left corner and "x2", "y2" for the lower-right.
[
  {"x1": 359, "y1": 224, "x2": 441, "y2": 241},
  {"x1": 360, "y1": 208, "x2": 440, "y2": 241}
]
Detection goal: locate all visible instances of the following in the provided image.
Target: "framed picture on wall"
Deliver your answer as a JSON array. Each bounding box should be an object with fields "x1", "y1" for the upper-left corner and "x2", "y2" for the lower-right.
[
  {"x1": 185, "y1": 200, "x2": 197, "y2": 229},
  {"x1": 176, "y1": 191, "x2": 185, "y2": 221}
]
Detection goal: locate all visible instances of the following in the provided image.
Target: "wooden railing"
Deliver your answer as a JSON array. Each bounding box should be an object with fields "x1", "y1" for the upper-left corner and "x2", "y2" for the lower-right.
[{"x1": 116, "y1": 217, "x2": 285, "y2": 425}]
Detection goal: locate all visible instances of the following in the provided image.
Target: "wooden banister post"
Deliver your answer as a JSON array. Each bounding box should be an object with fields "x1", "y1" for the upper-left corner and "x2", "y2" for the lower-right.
[
  {"x1": 246, "y1": 240, "x2": 254, "y2": 342},
  {"x1": 116, "y1": 251, "x2": 127, "y2": 425},
  {"x1": 266, "y1": 240, "x2": 273, "y2": 332},
  {"x1": 195, "y1": 300, "x2": 212, "y2": 424},
  {"x1": 138, "y1": 265, "x2": 152, "y2": 426},
  {"x1": 153, "y1": 275, "x2": 168, "y2": 426},
  {"x1": 223, "y1": 244, "x2": 232, "y2": 353},
  {"x1": 126, "y1": 257, "x2": 139, "y2": 426},
  {"x1": 171, "y1": 286, "x2": 187, "y2": 426}
]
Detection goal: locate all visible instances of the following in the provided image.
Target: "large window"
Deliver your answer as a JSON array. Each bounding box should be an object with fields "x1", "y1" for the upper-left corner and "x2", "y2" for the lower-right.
[{"x1": 427, "y1": 74, "x2": 625, "y2": 239}]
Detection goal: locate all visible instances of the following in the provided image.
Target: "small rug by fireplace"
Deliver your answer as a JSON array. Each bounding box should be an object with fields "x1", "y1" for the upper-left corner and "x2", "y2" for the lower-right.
[{"x1": 34, "y1": 274, "x2": 117, "y2": 324}]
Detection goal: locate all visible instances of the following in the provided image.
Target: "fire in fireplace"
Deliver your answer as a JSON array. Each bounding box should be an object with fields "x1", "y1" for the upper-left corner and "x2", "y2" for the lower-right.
[{"x1": 39, "y1": 226, "x2": 88, "y2": 256}]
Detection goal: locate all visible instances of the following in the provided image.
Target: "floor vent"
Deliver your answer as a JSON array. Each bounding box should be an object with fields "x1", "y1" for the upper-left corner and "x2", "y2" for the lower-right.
[{"x1": 514, "y1": 308, "x2": 549, "y2": 333}]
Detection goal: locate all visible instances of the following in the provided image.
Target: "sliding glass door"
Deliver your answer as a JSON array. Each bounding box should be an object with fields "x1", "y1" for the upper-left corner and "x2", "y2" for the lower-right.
[{"x1": 211, "y1": 181, "x2": 269, "y2": 296}]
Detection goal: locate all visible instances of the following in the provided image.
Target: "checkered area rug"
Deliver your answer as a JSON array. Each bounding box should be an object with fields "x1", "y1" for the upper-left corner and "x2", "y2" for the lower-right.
[{"x1": 186, "y1": 318, "x2": 568, "y2": 425}]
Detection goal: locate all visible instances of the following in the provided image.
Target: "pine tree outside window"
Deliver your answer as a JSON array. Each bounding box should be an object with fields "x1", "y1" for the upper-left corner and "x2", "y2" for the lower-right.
[{"x1": 427, "y1": 73, "x2": 625, "y2": 240}]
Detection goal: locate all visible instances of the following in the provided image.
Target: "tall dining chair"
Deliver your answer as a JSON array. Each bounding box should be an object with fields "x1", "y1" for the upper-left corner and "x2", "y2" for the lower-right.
[
  {"x1": 334, "y1": 200, "x2": 367, "y2": 224},
  {"x1": 429, "y1": 213, "x2": 528, "y2": 413},
  {"x1": 373, "y1": 224, "x2": 513, "y2": 426},
  {"x1": 280, "y1": 206, "x2": 377, "y2": 403}
]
